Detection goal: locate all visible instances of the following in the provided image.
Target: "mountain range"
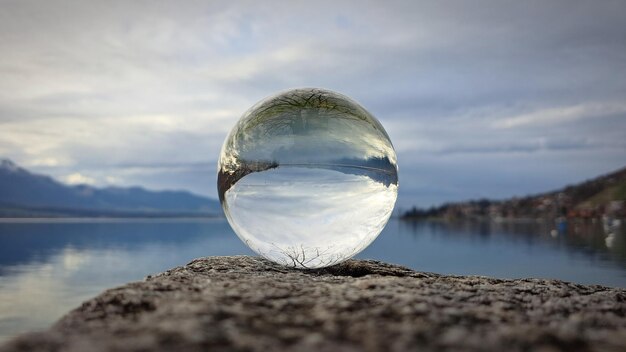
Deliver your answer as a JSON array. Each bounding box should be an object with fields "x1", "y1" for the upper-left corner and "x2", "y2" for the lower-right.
[
  {"x1": 403, "y1": 166, "x2": 626, "y2": 220},
  {"x1": 0, "y1": 159, "x2": 221, "y2": 217}
]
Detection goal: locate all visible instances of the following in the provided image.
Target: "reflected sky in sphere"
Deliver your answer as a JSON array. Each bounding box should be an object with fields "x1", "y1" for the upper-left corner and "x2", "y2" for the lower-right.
[{"x1": 218, "y1": 88, "x2": 398, "y2": 268}]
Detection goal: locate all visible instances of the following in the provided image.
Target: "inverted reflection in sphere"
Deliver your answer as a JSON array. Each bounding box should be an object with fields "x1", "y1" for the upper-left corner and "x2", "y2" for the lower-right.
[{"x1": 218, "y1": 88, "x2": 398, "y2": 268}]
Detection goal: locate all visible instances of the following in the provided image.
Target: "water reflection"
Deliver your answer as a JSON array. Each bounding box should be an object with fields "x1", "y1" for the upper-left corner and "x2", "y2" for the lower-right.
[
  {"x1": 0, "y1": 219, "x2": 252, "y2": 343},
  {"x1": 360, "y1": 219, "x2": 626, "y2": 286}
]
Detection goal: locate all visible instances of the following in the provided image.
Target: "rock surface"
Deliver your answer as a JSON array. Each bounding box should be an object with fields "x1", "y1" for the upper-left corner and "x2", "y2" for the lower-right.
[{"x1": 1, "y1": 256, "x2": 625, "y2": 352}]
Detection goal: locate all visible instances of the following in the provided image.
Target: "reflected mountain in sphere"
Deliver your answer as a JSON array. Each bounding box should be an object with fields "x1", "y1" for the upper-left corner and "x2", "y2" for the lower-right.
[{"x1": 218, "y1": 88, "x2": 398, "y2": 268}]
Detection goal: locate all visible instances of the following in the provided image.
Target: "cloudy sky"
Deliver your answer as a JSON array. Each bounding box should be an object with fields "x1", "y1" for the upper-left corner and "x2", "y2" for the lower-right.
[{"x1": 1, "y1": 0, "x2": 625, "y2": 208}]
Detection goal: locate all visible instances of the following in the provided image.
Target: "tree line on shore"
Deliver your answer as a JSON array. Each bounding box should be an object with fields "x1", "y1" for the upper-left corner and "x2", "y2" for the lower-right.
[{"x1": 403, "y1": 166, "x2": 626, "y2": 220}]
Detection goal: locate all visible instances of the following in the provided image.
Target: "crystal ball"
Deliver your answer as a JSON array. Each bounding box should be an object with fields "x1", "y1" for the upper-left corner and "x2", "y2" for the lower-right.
[{"x1": 218, "y1": 88, "x2": 398, "y2": 268}]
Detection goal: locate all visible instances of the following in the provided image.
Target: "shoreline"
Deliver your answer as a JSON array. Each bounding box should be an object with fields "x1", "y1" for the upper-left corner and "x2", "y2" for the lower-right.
[{"x1": 0, "y1": 216, "x2": 224, "y2": 223}]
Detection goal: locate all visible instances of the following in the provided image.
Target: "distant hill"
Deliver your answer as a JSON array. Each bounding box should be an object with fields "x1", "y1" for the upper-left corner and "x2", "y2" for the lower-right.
[
  {"x1": 402, "y1": 166, "x2": 626, "y2": 220},
  {"x1": 0, "y1": 159, "x2": 221, "y2": 217}
]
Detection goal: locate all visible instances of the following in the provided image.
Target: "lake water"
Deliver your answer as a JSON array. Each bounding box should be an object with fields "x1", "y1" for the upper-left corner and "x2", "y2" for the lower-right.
[{"x1": 0, "y1": 217, "x2": 624, "y2": 343}]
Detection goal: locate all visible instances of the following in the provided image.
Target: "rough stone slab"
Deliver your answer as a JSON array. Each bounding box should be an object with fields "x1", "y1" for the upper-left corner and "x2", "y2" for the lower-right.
[{"x1": 1, "y1": 256, "x2": 625, "y2": 352}]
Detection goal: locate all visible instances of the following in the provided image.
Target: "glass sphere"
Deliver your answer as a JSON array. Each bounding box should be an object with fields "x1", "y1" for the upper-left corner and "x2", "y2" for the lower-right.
[{"x1": 218, "y1": 88, "x2": 398, "y2": 268}]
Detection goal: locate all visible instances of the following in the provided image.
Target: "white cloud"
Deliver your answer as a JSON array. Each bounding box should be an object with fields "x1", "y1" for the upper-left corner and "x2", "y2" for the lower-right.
[
  {"x1": 105, "y1": 176, "x2": 123, "y2": 184},
  {"x1": 0, "y1": 0, "x2": 624, "y2": 204},
  {"x1": 25, "y1": 157, "x2": 67, "y2": 167},
  {"x1": 492, "y1": 103, "x2": 626, "y2": 129},
  {"x1": 64, "y1": 173, "x2": 96, "y2": 185}
]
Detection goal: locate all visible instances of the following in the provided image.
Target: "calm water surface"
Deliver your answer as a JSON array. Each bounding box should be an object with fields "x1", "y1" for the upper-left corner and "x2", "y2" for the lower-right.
[{"x1": 0, "y1": 217, "x2": 624, "y2": 343}]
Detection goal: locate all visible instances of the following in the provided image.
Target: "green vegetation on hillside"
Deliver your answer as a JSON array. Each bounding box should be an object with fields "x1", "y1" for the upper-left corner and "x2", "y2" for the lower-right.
[{"x1": 403, "y1": 166, "x2": 626, "y2": 220}]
